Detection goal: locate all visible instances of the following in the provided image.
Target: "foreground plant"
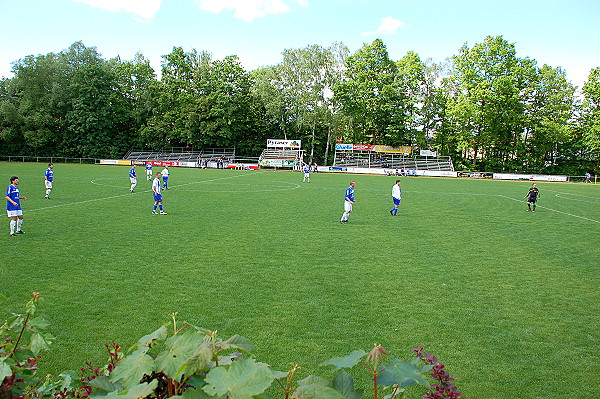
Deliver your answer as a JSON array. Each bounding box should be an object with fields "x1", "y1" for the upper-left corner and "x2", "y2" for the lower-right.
[
  {"x1": 2, "y1": 296, "x2": 471, "y2": 399},
  {"x1": 0, "y1": 292, "x2": 54, "y2": 398}
]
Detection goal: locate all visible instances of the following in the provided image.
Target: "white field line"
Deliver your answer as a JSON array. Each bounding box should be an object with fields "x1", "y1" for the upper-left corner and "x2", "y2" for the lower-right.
[
  {"x1": 497, "y1": 195, "x2": 600, "y2": 224},
  {"x1": 27, "y1": 171, "x2": 270, "y2": 213}
]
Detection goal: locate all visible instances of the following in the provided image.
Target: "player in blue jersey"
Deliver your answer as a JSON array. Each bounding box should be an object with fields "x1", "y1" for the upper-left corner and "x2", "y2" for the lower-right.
[
  {"x1": 340, "y1": 181, "x2": 356, "y2": 224},
  {"x1": 44, "y1": 163, "x2": 54, "y2": 199},
  {"x1": 129, "y1": 165, "x2": 137, "y2": 192},
  {"x1": 5, "y1": 176, "x2": 27, "y2": 236},
  {"x1": 145, "y1": 163, "x2": 153, "y2": 180},
  {"x1": 152, "y1": 172, "x2": 167, "y2": 215},
  {"x1": 161, "y1": 166, "x2": 170, "y2": 190},
  {"x1": 303, "y1": 164, "x2": 310, "y2": 182},
  {"x1": 390, "y1": 180, "x2": 402, "y2": 216}
]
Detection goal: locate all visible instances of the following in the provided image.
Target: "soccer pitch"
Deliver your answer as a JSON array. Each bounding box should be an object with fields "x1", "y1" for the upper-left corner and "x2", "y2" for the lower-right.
[{"x1": 2, "y1": 162, "x2": 599, "y2": 398}]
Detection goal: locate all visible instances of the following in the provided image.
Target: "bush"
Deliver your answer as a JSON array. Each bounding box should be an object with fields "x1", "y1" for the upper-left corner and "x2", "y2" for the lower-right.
[{"x1": 1, "y1": 294, "x2": 469, "y2": 399}]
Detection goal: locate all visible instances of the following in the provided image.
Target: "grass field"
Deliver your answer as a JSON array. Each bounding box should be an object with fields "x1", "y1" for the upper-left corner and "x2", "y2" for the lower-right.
[{"x1": 1, "y1": 162, "x2": 599, "y2": 398}]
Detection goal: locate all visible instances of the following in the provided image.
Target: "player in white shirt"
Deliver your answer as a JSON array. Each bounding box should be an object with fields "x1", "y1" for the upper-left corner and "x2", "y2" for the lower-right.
[
  {"x1": 303, "y1": 164, "x2": 310, "y2": 182},
  {"x1": 152, "y1": 172, "x2": 167, "y2": 215},
  {"x1": 44, "y1": 163, "x2": 54, "y2": 199},
  {"x1": 340, "y1": 181, "x2": 356, "y2": 224},
  {"x1": 129, "y1": 165, "x2": 137, "y2": 192},
  {"x1": 6, "y1": 176, "x2": 27, "y2": 236},
  {"x1": 161, "y1": 166, "x2": 170, "y2": 190},
  {"x1": 390, "y1": 180, "x2": 402, "y2": 216}
]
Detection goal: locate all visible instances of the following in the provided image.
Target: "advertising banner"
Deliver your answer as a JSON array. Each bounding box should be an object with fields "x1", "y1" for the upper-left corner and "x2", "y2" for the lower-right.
[
  {"x1": 374, "y1": 145, "x2": 412, "y2": 154},
  {"x1": 267, "y1": 139, "x2": 301, "y2": 148},
  {"x1": 353, "y1": 144, "x2": 375, "y2": 151},
  {"x1": 335, "y1": 144, "x2": 353, "y2": 150},
  {"x1": 493, "y1": 173, "x2": 568, "y2": 182},
  {"x1": 178, "y1": 162, "x2": 198, "y2": 168},
  {"x1": 336, "y1": 144, "x2": 411, "y2": 154},
  {"x1": 100, "y1": 159, "x2": 132, "y2": 165},
  {"x1": 420, "y1": 150, "x2": 437, "y2": 157},
  {"x1": 259, "y1": 159, "x2": 297, "y2": 167}
]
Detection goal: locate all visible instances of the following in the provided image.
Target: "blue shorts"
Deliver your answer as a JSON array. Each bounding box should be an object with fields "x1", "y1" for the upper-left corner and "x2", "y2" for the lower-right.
[
  {"x1": 154, "y1": 194, "x2": 163, "y2": 202},
  {"x1": 392, "y1": 197, "x2": 401, "y2": 206},
  {"x1": 163, "y1": 176, "x2": 168, "y2": 182}
]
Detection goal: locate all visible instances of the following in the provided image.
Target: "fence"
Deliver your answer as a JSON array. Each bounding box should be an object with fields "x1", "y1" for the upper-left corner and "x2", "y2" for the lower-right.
[{"x1": 0, "y1": 155, "x2": 97, "y2": 164}]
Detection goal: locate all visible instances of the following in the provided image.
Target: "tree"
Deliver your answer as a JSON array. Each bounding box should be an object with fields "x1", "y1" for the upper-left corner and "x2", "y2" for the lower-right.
[
  {"x1": 523, "y1": 64, "x2": 577, "y2": 172},
  {"x1": 447, "y1": 35, "x2": 531, "y2": 170},
  {"x1": 334, "y1": 39, "x2": 405, "y2": 145},
  {"x1": 580, "y1": 67, "x2": 600, "y2": 166}
]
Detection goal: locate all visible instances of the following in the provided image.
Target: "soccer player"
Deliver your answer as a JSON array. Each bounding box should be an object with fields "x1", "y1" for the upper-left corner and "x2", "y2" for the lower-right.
[
  {"x1": 390, "y1": 180, "x2": 402, "y2": 216},
  {"x1": 5, "y1": 176, "x2": 27, "y2": 236},
  {"x1": 161, "y1": 166, "x2": 170, "y2": 190},
  {"x1": 303, "y1": 164, "x2": 310, "y2": 183},
  {"x1": 44, "y1": 163, "x2": 54, "y2": 199},
  {"x1": 583, "y1": 172, "x2": 591, "y2": 183},
  {"x1": 525, "y1": 183, "x2": 540, "y2": 212},
  {"x1": 340, "y1": 181, "x2": 356, "y2": 224},
  {"x1": 145, "y1": 163, "x2": 153, "y2": 180},
  {"x1": 129, "y1": 164, "x2": 137, "y2": 192},
  {"x1": 152, "y1": 172, "x2": 167, "y2": 215}
]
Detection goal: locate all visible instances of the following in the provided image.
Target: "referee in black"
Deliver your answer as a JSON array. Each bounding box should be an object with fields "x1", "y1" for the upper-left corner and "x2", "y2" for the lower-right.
[{"x1": 525, "y1": 183, "x2": 540, "y2": 212}]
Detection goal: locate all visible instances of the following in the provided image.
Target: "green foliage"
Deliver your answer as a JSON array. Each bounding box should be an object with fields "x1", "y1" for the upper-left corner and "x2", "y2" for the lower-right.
[
  {"x1": 1, "y1": 38, "x2": 598, "y2": 171},
  {"x1": 0, "y1": 292, "x2": 55, "y2": 398},
  {"x1": 1, "y1": 298, "x2": 452, "y2": 399}
]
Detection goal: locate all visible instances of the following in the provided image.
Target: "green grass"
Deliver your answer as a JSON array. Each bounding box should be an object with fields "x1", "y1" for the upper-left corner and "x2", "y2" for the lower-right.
[{"x1": 1, "y1": 162, "x2": 599, "y2": 398}]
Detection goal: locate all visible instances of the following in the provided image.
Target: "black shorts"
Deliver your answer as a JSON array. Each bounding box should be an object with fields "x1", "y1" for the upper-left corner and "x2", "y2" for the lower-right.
[{"x1": 528, "y1": 197, "x2": 537, "y2": 203}]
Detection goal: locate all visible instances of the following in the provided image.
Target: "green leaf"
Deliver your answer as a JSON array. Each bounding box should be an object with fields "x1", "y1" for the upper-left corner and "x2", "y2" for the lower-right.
[
  {"x1": 292, "y1": 385, "x2": 347, "y2": 399},
  {"x1": 88, "y1": 375, "x2": 123, "y2": 392},
  {"x1": 156, "y1": 331, "x2": 205, "y2": 379},
  {"x1": 103, "y1": 380, "x2": 158, "y2": 399},
  {"x1": 30, "y1": 331, "x2": 53, "y2": 355},
  {"x1": 296, "y1": 375, "x2": 331, "y2": 387},
  {"x1": 109, "y1": 347, "x2": 155, "y2": 387},
  {"x1": 27, "y1": 316, "x2": 50, "y2": 330},
  {"x1": 26, "y1": 299, "x2": 37, "y2": 315},
  {"x1": 220, "y1": 334, "x2": 255, "y2": 353},
  {"x1": 202, "y1": 358, "x2": 283, "y2": 399},
  {"x1": 332, "y1": 370, "x2": 363, "y2": 399},
  {"x1": 177, "y1": 345, "x2": 213, "y2": 379},
  {"x1": 321, "y1": 350, "x2": 366, "y2": 371},
  {"x1": 171, "y1": 387, "x2": 226, "y2": 399},
  {"x1": 137, "y1": 325, "x2": 168, "y2": 348},
  {"x1": 0, "y1": 357, "x2": 14, "y2": 382},
  {"x1": 377, "y1": 358, "x2": 430, "y2": 388},
  {"x1": 58, "y1": 371, "x2": 78, "y2": 391}
]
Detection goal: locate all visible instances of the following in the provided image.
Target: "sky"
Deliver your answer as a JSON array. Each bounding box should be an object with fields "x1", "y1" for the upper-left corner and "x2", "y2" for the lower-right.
[{"x1": 1, "y1": 0, "x2": 598, "y2": 89}]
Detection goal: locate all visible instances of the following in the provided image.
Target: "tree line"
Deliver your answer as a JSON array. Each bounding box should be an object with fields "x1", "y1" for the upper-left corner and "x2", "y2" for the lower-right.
[{"x1": 0, "y1": 36, "x2": 598, "y2": 174}]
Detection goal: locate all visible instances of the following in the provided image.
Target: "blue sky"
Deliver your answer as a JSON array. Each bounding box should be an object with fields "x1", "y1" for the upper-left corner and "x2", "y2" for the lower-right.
[{"x1": 1, "y1": 0, "x2": 598, "y2": 89}]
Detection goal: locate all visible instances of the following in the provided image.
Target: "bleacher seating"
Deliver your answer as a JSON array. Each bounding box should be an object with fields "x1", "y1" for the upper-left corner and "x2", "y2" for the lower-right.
[
  {"x1": 125, "y1": 148, "x2": 235, "y2": 164},
  {"x1": 334, "y1": 152, "x2": 454, "y2": 171}
]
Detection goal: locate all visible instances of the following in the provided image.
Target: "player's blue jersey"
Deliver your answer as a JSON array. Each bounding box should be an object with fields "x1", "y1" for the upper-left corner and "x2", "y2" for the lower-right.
[
  {"x1": 129, "y1": 167, "x2": 136, "y2": 178},
  {"x1": 345, "y1": 186, "x2": 355, "y2": 202},
  {"x1": 44, "y1": 168, "x2": 53, "y2": 182},
  {"x1": 303, "y1": 166, "x2": 310, "y2": 173},
  {"x1": 145, "y1": 164, "x2": 152, "y2": 171},
  {"x1": 6, "y1": 185, "x2": 21, "y2": 211}
]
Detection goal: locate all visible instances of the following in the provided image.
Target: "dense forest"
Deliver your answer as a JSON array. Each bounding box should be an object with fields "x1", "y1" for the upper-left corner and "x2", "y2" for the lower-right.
[{"x1": 0, "y1": 36, "x2": 598, "y2": 174}]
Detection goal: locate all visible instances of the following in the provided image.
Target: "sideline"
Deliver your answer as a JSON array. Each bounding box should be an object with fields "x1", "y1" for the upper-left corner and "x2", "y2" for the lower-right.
[{"x1": 497, "y1": 195, "x2": 600, "y2": 224}]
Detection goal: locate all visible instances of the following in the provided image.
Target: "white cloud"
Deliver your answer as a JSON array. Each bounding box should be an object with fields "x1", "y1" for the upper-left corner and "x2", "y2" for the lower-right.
[
  {"x1": 362, "y1": 16, "x2": 404, "y2": 36},
  {"x1": 195, "y1": 0, "x2": 307, "y2": 22},
  {"x1": 73, "y1": 0, "x2": 162, "y2": 22}
]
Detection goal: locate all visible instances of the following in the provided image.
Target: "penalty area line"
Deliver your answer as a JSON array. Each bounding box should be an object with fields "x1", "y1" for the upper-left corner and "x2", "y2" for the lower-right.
[
  {"x1": 497, "y1": 195, "x2": 600, "y2": 224},
  {"x1": 27, "y1": 171, "x2": 272, "y2": 213}
]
